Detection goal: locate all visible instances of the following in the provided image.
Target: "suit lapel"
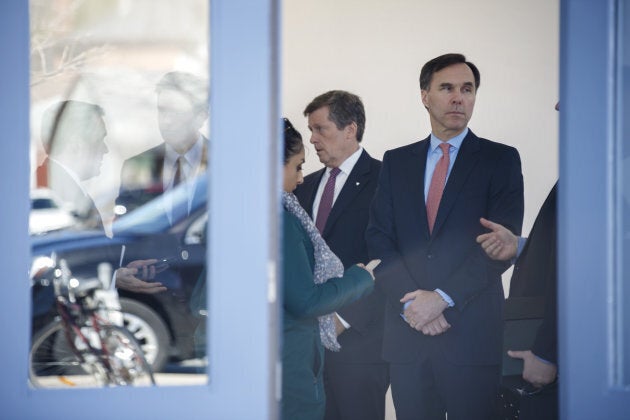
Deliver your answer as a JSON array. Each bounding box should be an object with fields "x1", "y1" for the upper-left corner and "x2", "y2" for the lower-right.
[
  {"x1": 431, "y1": 130, "x2": 481, "y2": 237},
  {"x1": 322, "y1": 150, "x2": 371, "y2": 237},
  {"x1": 153, "y1": 144, "x2": 166, "y2": 185},
  {"x1": 301, "y1": 168, "x2": 325, "y2": 218},
  {"x1": 409, "y1": 139, "x2": 431, "y2": 238}
]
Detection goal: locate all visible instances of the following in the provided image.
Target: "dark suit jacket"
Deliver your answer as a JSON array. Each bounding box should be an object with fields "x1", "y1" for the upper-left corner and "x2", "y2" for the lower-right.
[
  {"x1": 509, "y1": 182, "x2": 558, "y2": 364},
  {"x1": 116, "y1": 138, "x2": 209, "y2": 212},
  {"x1": 366, "y1": 130, "x2": 524, "y2": 365},
  {"x1": 294, "y1": 149, "x2": 385, "y2": 364}
]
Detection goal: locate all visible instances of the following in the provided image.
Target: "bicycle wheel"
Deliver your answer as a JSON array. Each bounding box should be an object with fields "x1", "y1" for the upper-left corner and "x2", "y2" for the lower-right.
[
  {"x1": 99, "y1": 324, "x2": 155, "y2": 387},
  {"x1": 29, "y1": 321, "x2": 155, "y2": 388},
  {"x1": 29, "y1": 320, "x2": 108, "y2": 388}
]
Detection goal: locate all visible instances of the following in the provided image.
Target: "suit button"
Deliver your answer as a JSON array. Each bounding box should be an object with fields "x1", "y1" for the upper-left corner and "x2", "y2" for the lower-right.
[{"x1": 427, "y1": 254, "x2": 433, "y2": 259}]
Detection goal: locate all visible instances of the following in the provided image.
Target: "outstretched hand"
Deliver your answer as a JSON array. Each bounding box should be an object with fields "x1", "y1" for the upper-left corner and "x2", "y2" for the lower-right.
[
  {"x1": 115, "y1": 259, "x2": 167, "y2": 294},
  {"x1": 476, "y1": 217, "x2": 518, "y2": 261}
]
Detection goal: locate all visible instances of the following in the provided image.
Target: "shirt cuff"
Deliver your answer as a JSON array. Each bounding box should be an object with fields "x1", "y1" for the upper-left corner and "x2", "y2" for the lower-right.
[
  {"x1": 514, "y1": 236, "x2": 527, "y2": 261},
  {"x1": 400, "y1": 301, "x2": 411, "y2": 321},
  {"x1": 336, "y1": 312, "x2": 351, "y2": 329},
  {"x1": 534, "y1": 354, "x2": 555, "y2": 366},
  {"x1": 435, "y1": 289, "x2": 454, "y2": 307}
]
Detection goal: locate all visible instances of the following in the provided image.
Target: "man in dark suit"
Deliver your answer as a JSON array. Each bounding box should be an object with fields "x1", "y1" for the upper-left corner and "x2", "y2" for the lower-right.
[
  {"x1": 294, "y1": 90, "x2": 389, "y2": 420},
  {"x1": 366, "y1": 53, "x2": 524, "y2": 419},
  {"x1": 476, "y1": 103, "x2": 560, "y2": 420},
  {"x1": 116, "y1": 71, "x2": 208, "y2": 223},
  {"x1": 477, "y1": 185, "x2": 558, "y2": 420}
]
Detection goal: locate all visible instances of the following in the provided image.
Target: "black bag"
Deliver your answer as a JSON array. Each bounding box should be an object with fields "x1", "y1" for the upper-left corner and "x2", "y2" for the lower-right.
[
  {"x1": 502, "y1": 296, "x2": 545, "y2": 377},
  {"x1": 497, "y1": 297, "x2": 558, "y2": 420}
]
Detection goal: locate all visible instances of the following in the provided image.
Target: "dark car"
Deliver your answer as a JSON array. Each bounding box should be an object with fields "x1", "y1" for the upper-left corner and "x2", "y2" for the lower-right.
[{"x1": 31, "y1": 175, "x2": 208, "y2": 372}]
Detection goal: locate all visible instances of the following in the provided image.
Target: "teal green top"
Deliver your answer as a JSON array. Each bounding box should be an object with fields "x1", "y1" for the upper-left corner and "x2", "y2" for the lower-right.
[{"x1": 281, "y1": 210, "x2": 373, "y2": 420}]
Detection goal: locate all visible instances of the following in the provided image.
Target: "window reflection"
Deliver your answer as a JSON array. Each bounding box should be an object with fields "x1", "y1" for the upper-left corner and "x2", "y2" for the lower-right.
[{"x1": 29, "y1": 0, "x2": 209, "y2": 388}]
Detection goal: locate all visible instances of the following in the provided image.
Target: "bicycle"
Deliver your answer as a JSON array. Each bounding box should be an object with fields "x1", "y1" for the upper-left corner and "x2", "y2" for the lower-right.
[{"x1": 29, "y1": 255, "x2": 155, "y2": 388}]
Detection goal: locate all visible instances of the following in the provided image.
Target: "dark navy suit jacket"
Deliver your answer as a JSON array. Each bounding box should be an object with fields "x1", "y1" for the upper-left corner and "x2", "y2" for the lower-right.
[
  {"x1": 294, "y1": 149, "x2": 385, "y2": 364},
  {"x1": 366, "y1": 130, "x2": 524, "y2": 365},
  {"x1": 116, "y1": 137, "x2": 209, "y2": 212},
  {"x1": 509, "y1": 182, "x2": 558, "y2": 364}
]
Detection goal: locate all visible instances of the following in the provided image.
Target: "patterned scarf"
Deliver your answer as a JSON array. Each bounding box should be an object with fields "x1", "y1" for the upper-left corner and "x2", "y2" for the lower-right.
[{"x1": 282, "y1": 191, "x2": 343, "y2": 351}]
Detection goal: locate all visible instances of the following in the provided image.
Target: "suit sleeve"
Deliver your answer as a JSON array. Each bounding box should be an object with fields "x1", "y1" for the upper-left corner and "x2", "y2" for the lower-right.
[
  {"x1": 532, "y1": 218, "x2": 558, "y2": 364},
  {"x1": 366, "y1": 151, "x2": 420, "y2": 305},
  {"x1": 283, "y1": 212, "x2": 374, "y2": 319}
]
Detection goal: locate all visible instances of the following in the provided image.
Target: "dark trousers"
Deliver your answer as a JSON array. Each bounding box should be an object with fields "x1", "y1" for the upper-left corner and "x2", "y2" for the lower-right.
[
  {"x1": 323, "y1": 360, "x2": 390, "y2": 420},
  {"x1": 389, "y1": 346, "x2": 500, "y2": 420}
]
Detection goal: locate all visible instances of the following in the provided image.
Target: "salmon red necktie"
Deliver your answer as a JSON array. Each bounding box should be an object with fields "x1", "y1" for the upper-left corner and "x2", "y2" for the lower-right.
[{"x1": 426, "y1": 143, "x2": 450, "y2": 234}]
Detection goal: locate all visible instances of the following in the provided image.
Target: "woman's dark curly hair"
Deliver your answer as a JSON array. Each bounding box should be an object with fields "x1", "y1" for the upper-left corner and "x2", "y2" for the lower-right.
[{"x1": 283, "y1": 117, "x2": 304, "y2": 164}]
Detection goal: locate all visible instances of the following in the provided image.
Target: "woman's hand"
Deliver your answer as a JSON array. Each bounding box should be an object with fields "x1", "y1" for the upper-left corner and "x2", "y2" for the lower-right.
[{"x1": 357, "y1": 258, "x2": 381, "y2": 281}]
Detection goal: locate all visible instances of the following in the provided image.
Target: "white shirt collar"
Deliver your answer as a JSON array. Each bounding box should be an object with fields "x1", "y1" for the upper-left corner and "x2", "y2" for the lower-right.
[
  {"x1": 429, "y1": 127, "x2": 468, "y2": 153},
  {"x1": 330, "y1": 146, "x2": 363, "y2": 176},
  {"x1": 165, "y1": 135, "x2": 204, "y2": 169}
]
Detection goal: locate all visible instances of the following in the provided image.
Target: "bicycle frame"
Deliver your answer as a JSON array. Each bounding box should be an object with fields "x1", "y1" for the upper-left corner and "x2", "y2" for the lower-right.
[{"x1": 29, "y1": 256, "x2": 154, "y2": 388}]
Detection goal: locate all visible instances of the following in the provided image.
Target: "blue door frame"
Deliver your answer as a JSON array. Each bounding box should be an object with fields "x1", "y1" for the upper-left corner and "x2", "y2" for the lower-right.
[
  {"x1": 0, "y1": 0, "x2": 280, "y2": 418},
  {"x1": 560, "y1": 0, "x2": 630, "y2": 418}
]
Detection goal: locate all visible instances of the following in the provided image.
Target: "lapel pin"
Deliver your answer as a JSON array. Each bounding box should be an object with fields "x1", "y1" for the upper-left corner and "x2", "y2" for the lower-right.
[{"x1": 356, "y1": 182, "x2": 360, "y2": 186}]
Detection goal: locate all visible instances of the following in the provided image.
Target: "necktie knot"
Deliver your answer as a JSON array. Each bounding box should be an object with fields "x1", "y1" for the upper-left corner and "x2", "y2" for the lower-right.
[
  {"x1": 329, "y1": 167, "x2": 341, "y2": 179},
  {"x1": 439, "y1": 142, "x2": 450, "y2": 156}
]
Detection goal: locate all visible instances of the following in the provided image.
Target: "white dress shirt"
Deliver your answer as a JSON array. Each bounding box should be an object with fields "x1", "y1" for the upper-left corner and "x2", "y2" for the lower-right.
[
  {"x1": 312, "y1": 146, "x2": 363, "y2": 222},
  {"x1": 163, "y1": 136, "x2": 205, "y2": 220},
  {"x1": 312, "y1": 146, "x2": 363, "y2": 329}
]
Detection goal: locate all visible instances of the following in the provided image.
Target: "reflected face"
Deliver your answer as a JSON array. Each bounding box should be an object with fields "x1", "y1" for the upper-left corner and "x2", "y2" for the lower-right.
[
  {"x1": 77, "y1": 115, "x2": 109, "y2": 180},
  {"x1": 307, "y1": 106, "x2": 357, "y2": 168},
  {"x1": 421, "y1": 63, "x2": 476, "y2": 140},
  {"x1": 157, "y1": 89, "x2": 205, "y2": 153},
  {"x1": 283, "y1": 148, "x2": 305, "y2": 192}
]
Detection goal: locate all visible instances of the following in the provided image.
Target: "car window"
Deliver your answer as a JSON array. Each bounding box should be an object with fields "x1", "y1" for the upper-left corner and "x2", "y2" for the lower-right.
[{"x1": 31, "y1": 198, "x2": 57, "y2": 210}]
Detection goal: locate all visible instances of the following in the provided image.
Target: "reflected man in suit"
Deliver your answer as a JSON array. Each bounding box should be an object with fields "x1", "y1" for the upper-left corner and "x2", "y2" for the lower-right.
[
  {"x1": 40, "y1": 100, "x2": 109, "y2": 230},
  {"x1": 116, "y1": 71, "x2": 208, "y2": 224},
  {"x1": 366, "y1": 53, "x2": 524, "y2": 419},
  {"x1": 38, "y1": 100, "x2": 165, "y2": 293},
  {"x1": 294, "y1": 90, "x2": 389, "y2": 420},
  {"x1": 476, "y1": 103, "x2": 560, "y2": 420}
]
